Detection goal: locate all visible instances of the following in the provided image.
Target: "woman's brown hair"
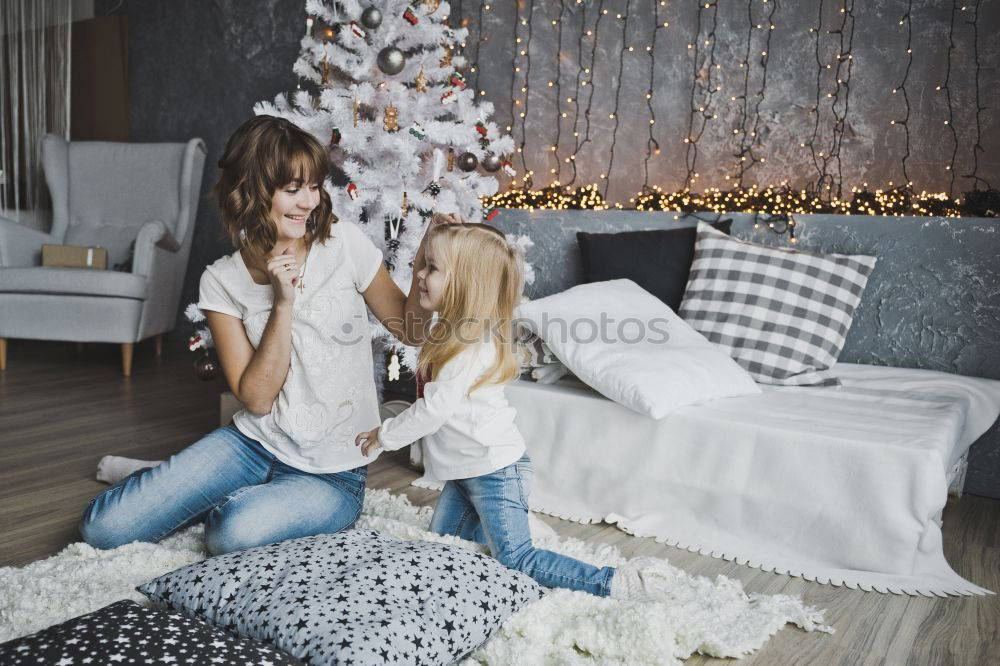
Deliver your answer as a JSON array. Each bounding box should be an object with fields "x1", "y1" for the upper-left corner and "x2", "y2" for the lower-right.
[{"x1": 213, "y1": 115, "x2": 337, "y2": 259}]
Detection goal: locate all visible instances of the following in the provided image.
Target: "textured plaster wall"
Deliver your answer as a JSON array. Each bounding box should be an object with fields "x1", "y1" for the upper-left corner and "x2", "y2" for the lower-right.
[{"x1": 465, "y1": 0, "x2": 1000, "y2": 204}]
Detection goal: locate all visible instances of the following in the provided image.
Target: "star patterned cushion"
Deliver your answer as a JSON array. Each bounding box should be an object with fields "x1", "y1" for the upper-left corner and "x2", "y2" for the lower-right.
[
  {"x1": 0, "y1": 600, "x2": 301, "y2": 665},
  {"x1": 137, "y1": 529, "x2": 544, "y2": 665}
]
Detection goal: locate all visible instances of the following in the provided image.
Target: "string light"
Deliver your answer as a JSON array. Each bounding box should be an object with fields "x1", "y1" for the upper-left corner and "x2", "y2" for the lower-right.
[
  {"x1": 964, "y1": 0, "x2": 992, "y2": 191},
  {"x1": 483, "y1": 184, "x2": 972, "y2": 218},
  {"x1": 603, "y1": 0, "x2": 631, "y2": 198},
  {"x1": 893, "y1": 1, "x2": 913, "y2": 188},
  {"x1": 641, "y1": 0, "x2": 662, "y2": 193},
  {"x1": 552, "y1": 0, "x2": 567, "y2": 183},
  {"x1": 942, "y1": 0, "x2": 959, "y2": 196},
  {"x1": 566, "y1": 0, "x2": 591, "y2": 186},
  {"x1": 684, "y1": 0, "x2": 720, "y2": 190},
  {"x1": 518, "y1": 0, "x2": 535, "y2": 183}
]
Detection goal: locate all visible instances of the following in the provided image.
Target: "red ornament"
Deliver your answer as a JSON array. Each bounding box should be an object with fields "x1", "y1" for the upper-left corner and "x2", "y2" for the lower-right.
[
  {"x1": 403, "y1": 5, "x2": 419, "y2": 25},
  {"x1": 347, "y1": 183, "x2": 359, "y2": 200}
]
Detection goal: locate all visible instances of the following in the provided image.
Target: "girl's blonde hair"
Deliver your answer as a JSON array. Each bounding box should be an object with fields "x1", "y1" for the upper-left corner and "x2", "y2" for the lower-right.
[
  {"x1": 417, "y1": 221, "x2": 523, "y2": 394},
  {"x1": 213, "y1": 115, "x2": 337, "y2": 260}
]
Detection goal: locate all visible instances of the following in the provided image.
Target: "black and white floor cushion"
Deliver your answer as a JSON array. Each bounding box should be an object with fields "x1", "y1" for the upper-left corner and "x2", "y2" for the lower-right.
[
  {"x1": 138, "y1": 529, "x2": 544, "y2": 665},
  {"x1": 0, "y1": 599, "x2": 301, "y2": 665}
]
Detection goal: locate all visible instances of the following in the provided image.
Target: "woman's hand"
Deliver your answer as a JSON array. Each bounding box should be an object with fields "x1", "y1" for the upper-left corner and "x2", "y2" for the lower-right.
[
  {"x1": 266, "y1": 248, "x2": 299, "y2": 306},
  {"x1": 355, "y1": 427, "x2": 382, "y2": 457}
]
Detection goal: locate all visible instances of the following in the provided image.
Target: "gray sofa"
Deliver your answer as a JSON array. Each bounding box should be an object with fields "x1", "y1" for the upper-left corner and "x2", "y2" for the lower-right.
[{"x1": 0, "y1": 135, "x2": 206, "y2": 376}]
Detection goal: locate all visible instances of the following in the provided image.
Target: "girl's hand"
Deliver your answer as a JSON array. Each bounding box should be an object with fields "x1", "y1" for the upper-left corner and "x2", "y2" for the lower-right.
[
  {"x1": 267, "y1": 248, "x2": 298, "y2": 305},
  {"x1": 355, "y1": 427, "x2": 382, "y2": 457},
  {"x1": 413, "y1": 213, "x2": 462, "y2": 269}
]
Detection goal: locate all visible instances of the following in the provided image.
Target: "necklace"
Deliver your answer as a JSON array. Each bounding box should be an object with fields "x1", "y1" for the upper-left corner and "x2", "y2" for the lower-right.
[{"x1": 297, "y1": 248, "x2": 309, "y2": 293}]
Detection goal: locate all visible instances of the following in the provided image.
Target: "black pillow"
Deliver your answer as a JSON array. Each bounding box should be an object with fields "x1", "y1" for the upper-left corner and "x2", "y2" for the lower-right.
[
  {"x1": 0, "y1": 600, "x2": 301, "y2": 665},
  {"x1": 577, "y1": 219, "x2": 732, "y2": 311},
  {"x1": 138, "y1": 529, "x2": 544, "y2": 665}
]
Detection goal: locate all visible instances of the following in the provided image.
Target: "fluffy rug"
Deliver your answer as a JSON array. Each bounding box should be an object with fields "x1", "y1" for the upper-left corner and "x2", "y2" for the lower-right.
[{"x1": 0, "y1": 489, "x2": 831, "y2": 663}]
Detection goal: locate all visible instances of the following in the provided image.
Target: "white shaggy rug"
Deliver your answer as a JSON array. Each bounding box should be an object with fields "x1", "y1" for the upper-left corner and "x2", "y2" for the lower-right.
[{"x1": 0, "y1": 489, "x2": 831, "y2": 663}]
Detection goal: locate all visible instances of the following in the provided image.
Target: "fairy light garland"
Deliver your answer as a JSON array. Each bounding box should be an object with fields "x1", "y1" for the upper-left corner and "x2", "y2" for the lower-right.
[
  {"x1": 517, "y1": 1, "x2": 535, "y2": 180},
  {"x1": 566, "y1": 0, "x2": 592, "y2": 187},
  {"x1": 551, "y1": 1, "x2": 567, "y2": 183},
  {"x1": 482, "y1": 184, "x2": 976, "y2": 218},
  {"x1": 942, "y1": 1, "x2": 960, "y2": 198},
  {"x1": 820, "y1": 0, "x2": 855, "y2": 200},
  {"x1": 571, "y1": 0, "x2": 607, "y2": 188},
  {"x1": 805, "y1": 0, "x2": 827, "y2": 195},
  {"x1": 891, "y1": 0, "x2": 914, "y2": 189},
  {"x1": 730, "y1": 0, "x2": 776, "y2": 187},
  {"x1": 964, "y1": 0, "x2": 991, "y2": 191},
  {"x1": 684, "y1": 0, "x2": 720, "y2": 191},
  {"x1": 603, "y1": 0, "x2": 631, "y2": 200},
  {"x1": 642, "y1": 1, "x2": 667, "y2": 193}
]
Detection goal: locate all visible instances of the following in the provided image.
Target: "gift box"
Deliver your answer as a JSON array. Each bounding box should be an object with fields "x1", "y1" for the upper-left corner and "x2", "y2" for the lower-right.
[{"x1": 42, "y1": 244, "x2": 108, "y2": 270}]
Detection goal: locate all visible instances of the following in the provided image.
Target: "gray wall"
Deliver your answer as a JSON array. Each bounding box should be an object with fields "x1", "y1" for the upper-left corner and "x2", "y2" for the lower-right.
[
  {"x1": 468, "y1": 0, "x2": 1000, "y2": 202},
  {"x1": 492, "y1": 209, "x2": 1000, "y2": 498},
  {"x1": 96, "y1": 0, "x2": 306, "y2": 332}
]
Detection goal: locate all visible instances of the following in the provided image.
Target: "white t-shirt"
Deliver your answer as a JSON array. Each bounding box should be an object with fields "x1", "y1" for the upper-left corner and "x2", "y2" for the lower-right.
[
  {"x1": 198, "y1": 220, "x2": 384, "y2": 474},
  {"x1": 378, "y1": 343, "x2": 526, "y2": 480}
]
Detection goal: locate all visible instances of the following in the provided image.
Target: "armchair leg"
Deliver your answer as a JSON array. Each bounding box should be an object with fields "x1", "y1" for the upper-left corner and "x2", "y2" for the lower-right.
[
  {"x1": 0, "y1": 338, "x2": 6, "y2": 370},
  {"x1": 121, "y1": 343, "x2": 134, "y2": 377},
  {"x1": 154, "y1": 334, "x2": 163, "y2": 356}
]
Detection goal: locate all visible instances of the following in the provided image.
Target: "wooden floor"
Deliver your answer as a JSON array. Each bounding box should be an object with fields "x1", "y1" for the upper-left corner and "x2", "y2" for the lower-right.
[{"x1": 1, "y1": 339, "x2": 997, "y2": 664}]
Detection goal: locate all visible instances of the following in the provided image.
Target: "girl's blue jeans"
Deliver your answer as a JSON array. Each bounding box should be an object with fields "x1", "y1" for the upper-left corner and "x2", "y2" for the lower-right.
[
  {"x1": 80, "y1": 424, "x2": 367, "y2": 555},
  {"x1": 429, "y1": 454, "x2": 615, "y2": 596}
]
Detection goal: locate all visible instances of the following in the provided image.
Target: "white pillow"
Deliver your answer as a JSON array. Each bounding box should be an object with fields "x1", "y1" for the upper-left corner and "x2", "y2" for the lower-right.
[{"x1": 515, "y1": 279, "x2": 760, "y2": 418}]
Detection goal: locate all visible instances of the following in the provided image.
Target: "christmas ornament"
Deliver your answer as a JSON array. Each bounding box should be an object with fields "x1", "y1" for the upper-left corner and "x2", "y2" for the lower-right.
[
  {"x1": 423, "y1": 181, "x2": 442, "y2": 196},
  {"x1": 440, "y1": 89, "x2": 457, "y2": 105},
  {"x1": 388, "y1": 352, "x2": 401, "y2": 381},
  {"x1": 403, "y1": 5, "x2": 419, "y2": 25},
  {"x1": 415, "y1": 68, "x2": 428, "y2": 92},
  {"x1": 330, "y1": 127, "x2": 341, "y2": 145},
  {"x1": 188, "y1": 334, "x2": 205, "y2": 352},
  {"x1": 194, "y1": 352, "x2": 219, "y2": 381},
  {"x1": 321, "y1": 57, "x2": 332, "y2": 86},
  {"x1": 501, "y1": 159, "x2": 516, "y2": 177},
  {"x1": 449, "y1": 72, "x2": 466, "y2": 90},
  {"x1": 377, "y1": 46, "x2": 406, "y2": 75},
  {"x1": 349, "y1": 21, "x2": 366, "y2": 39},
  {"x1": 474, "y1": 121, "x2": 488, "y2": 138},
  {"x1": 479, "y1": 137, "x2": 491, "y2": 150},
  {"x1": 383, "y1": 104, "x2": 399, "y2": 132},
  {"x1": 447, "y1": 149, "x2": 455, "y2": 172},
  {"x1": 432, "y1": 148, "x2": 447, "y2": 180},
  {"x1": 347, "y1": 183, "x2": 359, "y2": 200},
  {"x1": 442, "y1": 28, "x2": 456, "y2": 41},
  {"x1": 439, "y1": 47, "x2": 453, "y2": 68},
  {"x1": 401, "y1": 192, "x2": 409, "y2": 217},
  {"x1": 360, "y1": 6, "x2": 383, "y2": 29},
  {"x1": 483, "y1": 205, "x2": 500, "y2": 221},
  {"x1": 408, "y1": 123, "x2": 426, "y2": 140},
  {"x1": 482, "y1": 154, "x2": 501, "y2": 172},
  {"x1": 457, "y1": 152, "x2": 478, "y2": 172},
  {"x1": 353, "y1": 98, "x2": 359, "y2": 127},
  {"x1": 423, "y1": 0, "x2": 440, "y2": 13}
]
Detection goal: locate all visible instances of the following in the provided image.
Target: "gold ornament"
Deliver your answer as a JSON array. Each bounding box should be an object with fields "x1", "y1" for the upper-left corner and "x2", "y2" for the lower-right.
[
  {"x1": 439, "y1": 46, "x2": 453, "y2": 68},
  {"x1": 401, "y1": 192, "x2": 409, "y2": 217},
  {"x1": 415, "y1": 67, "x2": 428, "y2": 92},
  {"x1": 424, "y1": 0, "x2": 440, "y2": 13},
  {"x1": 447, "y1": 148, "x2": 455, "y2": 172},
  {"x1": 321, "y1": 56, "x2": 331, "y2": 86},
  {"x1": 353, "y1": 98, "x2": 359, "y2": 127},
  {"x1": 383, "y1": 104, "x2": 399, "y2": 132}
]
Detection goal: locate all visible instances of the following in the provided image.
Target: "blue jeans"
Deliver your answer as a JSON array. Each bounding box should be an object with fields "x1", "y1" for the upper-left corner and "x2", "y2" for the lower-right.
[
  {"x1": 80, "y1": 424, "x2": 367, "y2": 555},
  {"x1": 429, "y1": 454, "x2": 615, "y2": 596}
]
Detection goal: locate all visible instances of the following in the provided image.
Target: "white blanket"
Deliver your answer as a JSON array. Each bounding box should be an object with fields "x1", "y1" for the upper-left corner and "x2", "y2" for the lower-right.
[{"x1": 416, "y1": 364, "x2": 1000, "y2": 596}]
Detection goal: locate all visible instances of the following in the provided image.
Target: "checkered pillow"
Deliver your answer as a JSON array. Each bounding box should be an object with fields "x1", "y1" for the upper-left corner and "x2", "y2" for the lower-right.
[{"x1": 679, "y1": 222, "x2": 877, "y2": 386}]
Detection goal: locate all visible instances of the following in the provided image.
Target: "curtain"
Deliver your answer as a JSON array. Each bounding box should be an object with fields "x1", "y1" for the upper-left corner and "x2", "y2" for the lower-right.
[{"x1": 0, "y1": 0, "x2": 72, "y2": 213}]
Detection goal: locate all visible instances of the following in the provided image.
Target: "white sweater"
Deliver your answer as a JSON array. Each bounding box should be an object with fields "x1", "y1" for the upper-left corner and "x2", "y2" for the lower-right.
[{"x1": 378, "y1": 344, "x2": 526, "y2": 480}]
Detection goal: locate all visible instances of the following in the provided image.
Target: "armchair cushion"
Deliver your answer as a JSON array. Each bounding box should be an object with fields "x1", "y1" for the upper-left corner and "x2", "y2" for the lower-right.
[
  {"x1": 65, "y1": 222, "x2": 144, "y2": 268},
  {"x1": 0, "y1": 266, "x2": 147, "y2": 299},
  {"x1": 0, "y1": 218, "x2": 55, "y2": 268}
]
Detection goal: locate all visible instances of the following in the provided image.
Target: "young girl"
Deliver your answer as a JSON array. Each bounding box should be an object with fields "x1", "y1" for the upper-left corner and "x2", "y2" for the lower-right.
[
  {"x1": 81, "y1": 115, "x2": 442, "y2": 556},
  {"x1": 356, "y1": 223, "x2": 657, "y2": 599}
]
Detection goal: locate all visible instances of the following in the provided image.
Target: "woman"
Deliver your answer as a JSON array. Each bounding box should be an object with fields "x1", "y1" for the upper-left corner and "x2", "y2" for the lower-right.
[{"x1": 81, "y1": 115, "x2": 444, "y2": 555}]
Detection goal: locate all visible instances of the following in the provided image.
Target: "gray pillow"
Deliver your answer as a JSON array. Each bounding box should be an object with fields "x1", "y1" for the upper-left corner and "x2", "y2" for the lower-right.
[{"x1": 138, "y1": 529, "x2": 543, "y2": 664}]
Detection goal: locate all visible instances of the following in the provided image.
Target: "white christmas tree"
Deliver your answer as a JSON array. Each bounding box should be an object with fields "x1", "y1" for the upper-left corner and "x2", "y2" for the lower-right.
[{"x1": 251, "y1": 0, "x2": 519, "y2": 370}]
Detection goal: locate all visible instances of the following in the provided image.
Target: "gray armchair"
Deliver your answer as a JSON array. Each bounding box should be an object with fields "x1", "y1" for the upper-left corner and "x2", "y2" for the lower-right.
[{"x1": 0, "y1": 135, "x2": 206, "y2": 376}]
